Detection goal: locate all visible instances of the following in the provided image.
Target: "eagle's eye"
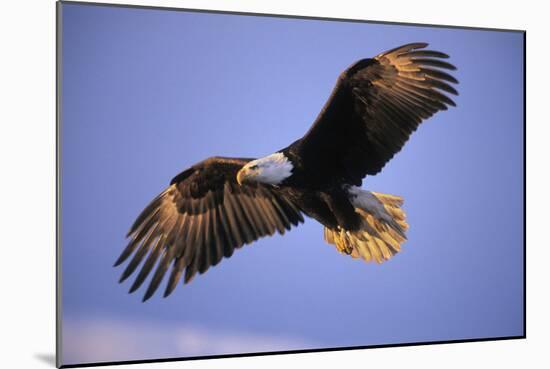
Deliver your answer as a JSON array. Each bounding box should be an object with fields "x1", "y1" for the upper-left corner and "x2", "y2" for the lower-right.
[{"x1": 249, "y1": 165, "x2": 259, "y2": 170}]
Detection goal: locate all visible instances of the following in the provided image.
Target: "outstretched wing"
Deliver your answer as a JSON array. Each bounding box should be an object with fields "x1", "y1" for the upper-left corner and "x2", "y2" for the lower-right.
[
  {"x1": 115, "y1": 157, "x2": 304, "y2": 301},
  {"x1": 297, "y1": 42, "x2": 458, "y2": 185}
]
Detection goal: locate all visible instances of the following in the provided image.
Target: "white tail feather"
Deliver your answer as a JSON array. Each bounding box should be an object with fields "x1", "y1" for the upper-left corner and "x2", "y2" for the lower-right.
[{"x1": 324, "y1": 188, "x2": 408, "y2": 263}]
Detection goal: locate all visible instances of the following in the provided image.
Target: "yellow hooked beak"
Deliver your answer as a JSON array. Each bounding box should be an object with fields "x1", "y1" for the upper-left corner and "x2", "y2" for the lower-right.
[{"x1": 236, "y1": 168, "x2": 248, "y2": 185}]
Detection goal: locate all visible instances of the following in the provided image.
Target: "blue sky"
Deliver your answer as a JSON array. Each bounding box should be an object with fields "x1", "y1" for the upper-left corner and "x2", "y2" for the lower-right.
[{"x1": 60, "y1": 3, "x2": 524, "y2": 366}]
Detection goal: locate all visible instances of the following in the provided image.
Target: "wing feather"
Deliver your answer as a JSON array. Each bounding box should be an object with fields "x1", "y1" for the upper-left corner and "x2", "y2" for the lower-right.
[
  {"x1": 164, "y1": 256, "x2": 186, "y2": 298},
  {"x1": 119, "y1": 224, "x2": 159, "y2": 283},
  {"x1": 128, "y1": 235, "x2": 165, "y2": 293}
]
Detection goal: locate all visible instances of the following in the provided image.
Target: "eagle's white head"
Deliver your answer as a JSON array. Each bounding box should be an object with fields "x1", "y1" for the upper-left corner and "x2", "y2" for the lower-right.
[{"x1": 237, "y1": 152, "x2": 293, "y2": 186}]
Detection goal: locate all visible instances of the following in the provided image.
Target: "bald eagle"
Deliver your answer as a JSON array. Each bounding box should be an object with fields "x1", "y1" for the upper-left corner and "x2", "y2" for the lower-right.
[{"x1": 115, "y1": 43, "x2": 458, "y2": 301}]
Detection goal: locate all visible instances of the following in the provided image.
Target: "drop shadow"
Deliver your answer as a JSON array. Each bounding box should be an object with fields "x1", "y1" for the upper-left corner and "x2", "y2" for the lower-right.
[{"x1": 34, "y1": 353, "x2": 56, "y2": 367}]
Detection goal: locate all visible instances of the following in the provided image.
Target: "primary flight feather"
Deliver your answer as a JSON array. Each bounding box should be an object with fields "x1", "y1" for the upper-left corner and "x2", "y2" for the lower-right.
[{"x1": 115, "y1": 42, "x2": 458, "y2": 301}]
